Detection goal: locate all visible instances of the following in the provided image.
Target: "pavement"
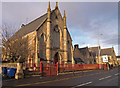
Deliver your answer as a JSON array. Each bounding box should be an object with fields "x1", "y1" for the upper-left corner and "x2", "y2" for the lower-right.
[{"x1": 2, "y1": 67, "x2": 120, "y2": 88}]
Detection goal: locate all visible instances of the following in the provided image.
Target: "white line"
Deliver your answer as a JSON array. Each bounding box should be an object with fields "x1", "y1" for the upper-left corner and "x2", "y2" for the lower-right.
[
  {"x1": 99, "y1": 77, "x2": 105, "y2": 80},
  {"x1": 115, "y1": 73, "x2": 119, "y2": 76},
  {"x1": 105, "y1": 76, "x2": 111, "y2": 79},
  {"x1": 74, "y1": 81, "x2": 92, "y2": 87},
  {"x1": 99, "y1": 76, "x2": 111, "y2": 81}
]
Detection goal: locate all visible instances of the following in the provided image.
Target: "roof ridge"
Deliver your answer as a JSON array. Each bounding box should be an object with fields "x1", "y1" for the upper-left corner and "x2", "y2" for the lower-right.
[
  {"x1": 25, "y1": 13, "x2": 47, "y2": 27},
  {"x1": 9, "y1": 9, "x2": 57, "y2": 41},
  {"x1": 79, "y1": 47, "x2": 88, "y2": 49},
  {"x1": 101, "y1": 48, "x2": 112, "y2": 50}
]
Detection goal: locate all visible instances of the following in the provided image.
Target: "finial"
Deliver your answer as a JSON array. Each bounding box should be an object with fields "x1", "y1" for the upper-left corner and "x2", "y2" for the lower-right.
[
  {"x1": 55, "y1": 2, "x2": 58, "y2": 9},
  {"x1": 48, "y1": 1, "x2": 51, "y2": 11},
  {"x1": 64, "y1": 10, "x2": 67, "y2": 28},
  {"x1": 64, "y1": 10, "x2": 66, "y2": 18}
]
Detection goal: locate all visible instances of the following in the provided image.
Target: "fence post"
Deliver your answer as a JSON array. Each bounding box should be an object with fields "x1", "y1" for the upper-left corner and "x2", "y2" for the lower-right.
[
  {"x1": 40, "y1": 61, "x2": 42, "y2": 73},
  {"x1": 57, "y1": 62, "x2": 58, "y2": 75},
  {"x1": 98, "y1": 64, "x2": 99, "y2": 69},
  {"x1": 49, "y1": 64, "x2": 51, "y2": 75},
  {"x1": 104, "y1": 64, "x2": 107, "y2": 70}
]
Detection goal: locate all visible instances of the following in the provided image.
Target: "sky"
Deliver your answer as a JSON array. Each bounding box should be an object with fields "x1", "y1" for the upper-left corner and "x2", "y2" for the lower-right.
[{"x1": 1, "y1": 2, "x2": 119, "y2": 55}]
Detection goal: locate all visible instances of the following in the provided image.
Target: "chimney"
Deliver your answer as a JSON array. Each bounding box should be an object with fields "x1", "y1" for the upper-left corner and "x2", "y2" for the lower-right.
[
  {"x1": 74, "y1": 44, "x2": 79, "y2": 49},
  {"x1": 21, "y1": 24, "x2": 25, "y2": 28}
]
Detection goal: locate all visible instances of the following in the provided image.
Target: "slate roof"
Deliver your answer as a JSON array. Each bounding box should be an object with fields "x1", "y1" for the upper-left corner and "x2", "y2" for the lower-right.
[
  {"x1": 100, "y1": 48, "x2": 113, "y2": 56},
  {"x1": 9, "y1": 7, "x2": 73, "y2": 42},
  {"x1": 89, "y1": 46, "x2": 100, "y2": 56},
  {"x1": 79, "y1": 47, "x2": 88, "y2": 56},
  {"x1": 9, "y1": 9, "x2": 56, "y2": 41},
  {"x1": 74, "y1": 58, "x2": 84, "y2": 63},
  {"x1": 9, "y1": 13, "x2": 48, "y2": 41}
]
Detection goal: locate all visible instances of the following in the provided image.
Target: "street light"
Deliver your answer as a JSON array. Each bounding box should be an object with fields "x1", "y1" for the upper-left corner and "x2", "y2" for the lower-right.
[{"x1": 98, "y1": 33, "x2": 103, "y2": 69}]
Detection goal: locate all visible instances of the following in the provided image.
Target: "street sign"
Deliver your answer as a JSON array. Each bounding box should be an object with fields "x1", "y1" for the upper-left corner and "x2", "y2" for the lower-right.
[{"x1": 102, "y1": 55, "x2": 108, "y2": 62}]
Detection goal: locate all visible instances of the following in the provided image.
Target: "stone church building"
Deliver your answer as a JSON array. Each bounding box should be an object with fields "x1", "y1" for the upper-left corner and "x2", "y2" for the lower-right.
[{"x1": 8, "y1": 2, "x2": 74, "y2": 66}]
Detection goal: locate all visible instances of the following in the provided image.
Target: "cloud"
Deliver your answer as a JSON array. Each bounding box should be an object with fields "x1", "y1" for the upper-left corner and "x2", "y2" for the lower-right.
[
  {"x1": 59, "y1": 2, "x2": 118, "y2": 46},
  {"x1": 2, "y1": 2, "x2": 118, "y2": 53}
]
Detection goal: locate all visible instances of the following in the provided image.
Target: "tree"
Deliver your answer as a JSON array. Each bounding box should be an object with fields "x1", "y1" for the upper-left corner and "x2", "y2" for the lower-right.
[
  {"x1": 1, "y1": 24, "x2": 30, "y2": 63},
  {"x1": 0, "y1": 24, "x2": 13, "y2": 61}
]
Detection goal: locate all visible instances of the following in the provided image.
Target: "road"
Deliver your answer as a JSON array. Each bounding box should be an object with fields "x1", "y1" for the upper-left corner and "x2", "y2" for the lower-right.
[{"x1": 2, "y1": 67, "x2": 120, "y2": 88}]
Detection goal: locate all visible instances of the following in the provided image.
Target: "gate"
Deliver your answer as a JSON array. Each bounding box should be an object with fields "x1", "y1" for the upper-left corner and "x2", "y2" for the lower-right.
[{"x1": 41, "y1": 62, "x2": 58, "y2": 76}]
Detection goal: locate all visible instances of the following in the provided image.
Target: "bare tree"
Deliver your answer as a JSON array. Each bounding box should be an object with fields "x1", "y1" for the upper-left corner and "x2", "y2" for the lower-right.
[
  {"x1": 1, "y1": 24, "x2": 30, "y2": 63},
  {"x1": 0, "y1": 24, "x2": 14, "y2": 61}
]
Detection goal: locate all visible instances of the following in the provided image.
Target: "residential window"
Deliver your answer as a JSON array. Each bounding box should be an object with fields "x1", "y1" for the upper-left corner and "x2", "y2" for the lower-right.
[{"x1": 108, "y1": 57, "x2": 110, "y2": 62}]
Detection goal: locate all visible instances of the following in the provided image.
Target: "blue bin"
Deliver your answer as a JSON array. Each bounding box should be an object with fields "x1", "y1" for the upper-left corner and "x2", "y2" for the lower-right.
[
  {"x1": 2, "y1": 67, "x2": 7, "y2": 75},
  {"x1": 7, "y1": 67, "x2": 17, "y2": 77}
]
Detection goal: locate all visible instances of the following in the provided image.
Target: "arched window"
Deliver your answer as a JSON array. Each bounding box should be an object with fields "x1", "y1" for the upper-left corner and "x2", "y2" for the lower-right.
[
  {"x1": 40, "y1": 34, "x2": 44, "y2": 58},
  {"x1": 53, "y1": 25, "x2": 60, "y2": 48},
  {"x1": 67, "y1": 41, "x2": 69, "y2": 60}
]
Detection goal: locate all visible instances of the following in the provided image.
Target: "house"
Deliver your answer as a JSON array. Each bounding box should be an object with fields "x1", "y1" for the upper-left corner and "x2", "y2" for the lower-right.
[
  {"x1": 89, "y1": 46, "x2": 100, "y2": 64},
  {"x1": 116, "y1": 56, "x2": 120, "y2": 66},
  {"x1": 2, "y1": 2, "x2": 75, "y2": 66},
  {"x1": 73, "y1": 44, "x2": 95, "y2": 64},
  {"x1": 100, "y1": 47, "x2": 117, "y2": 66}
]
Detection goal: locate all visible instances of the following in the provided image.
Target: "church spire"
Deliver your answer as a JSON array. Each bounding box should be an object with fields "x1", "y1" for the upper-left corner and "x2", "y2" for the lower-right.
[
  {"x1": 47, "y1": 1, "x2": 51, "y2": 12},
  {"x1": 64, "y1": 10, "x2": 66, "y2": 18},
  {"x1": 64, "y1": 10, "x2": 66, "y2": 28},
  {"x1": 55, "y1": 2, "x2": 58, "y2": 9}
]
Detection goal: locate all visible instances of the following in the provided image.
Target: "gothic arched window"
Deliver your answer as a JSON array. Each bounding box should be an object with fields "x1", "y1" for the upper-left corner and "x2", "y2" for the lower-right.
[
  {"x1": 40, "y1": 34, "x2": 44, "y2": 58},
  {"x1": 53, "y1": 25, "x2": 60, "y2": 48}
]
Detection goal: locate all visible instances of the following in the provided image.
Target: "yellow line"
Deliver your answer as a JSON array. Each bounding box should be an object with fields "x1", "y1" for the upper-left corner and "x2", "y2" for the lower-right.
[
  {"x1": 59, "y1": 70, "x2": 93, "y2": 75},
  {"x1": 16, "y1": 77, "x2": 72, "y2": 87},
  {"x1": 15, "y1": 70, "x2": 105, "y2": 87}
]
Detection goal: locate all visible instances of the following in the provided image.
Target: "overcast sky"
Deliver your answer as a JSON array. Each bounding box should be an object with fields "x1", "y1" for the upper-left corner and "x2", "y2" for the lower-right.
[{"x1": 2, "y1": 2, "x2": 119, "y2": 55}]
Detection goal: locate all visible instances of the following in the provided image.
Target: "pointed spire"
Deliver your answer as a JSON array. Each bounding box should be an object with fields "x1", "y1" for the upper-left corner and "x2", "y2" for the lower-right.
[
  {"x1": 55, "y1": 2, "x2": 58, "y2": 9},
  {"x1": 64, "y1": 10, "x2": 66, "y2": 18},
  {"x1": 47, "y1": 1, "x2": 51, "y2": 11},
  {"x1": 64, "y1": 10, "x2": 67, "y2": 28}
]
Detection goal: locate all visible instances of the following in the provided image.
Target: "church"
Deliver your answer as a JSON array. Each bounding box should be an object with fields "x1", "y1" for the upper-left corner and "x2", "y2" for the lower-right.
[{"x1": 8, "y1": 2, "x2": 74, "y2": 66}]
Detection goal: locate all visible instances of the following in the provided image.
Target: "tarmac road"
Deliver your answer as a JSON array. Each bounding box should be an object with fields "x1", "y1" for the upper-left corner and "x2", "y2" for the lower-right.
[{"x1": 2, "y1": 67, "x2": 120, "y2": 88}]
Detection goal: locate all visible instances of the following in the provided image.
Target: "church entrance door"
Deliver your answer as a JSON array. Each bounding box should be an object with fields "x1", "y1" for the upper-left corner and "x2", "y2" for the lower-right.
[{"x1": 54, "y1": 52, "x2": 59, "y2": 64}]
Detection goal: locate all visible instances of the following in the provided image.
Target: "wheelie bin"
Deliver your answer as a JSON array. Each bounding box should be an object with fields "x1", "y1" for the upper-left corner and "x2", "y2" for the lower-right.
[{"x1": 7, "y1": 67, "x2": 17, "y2": 78}]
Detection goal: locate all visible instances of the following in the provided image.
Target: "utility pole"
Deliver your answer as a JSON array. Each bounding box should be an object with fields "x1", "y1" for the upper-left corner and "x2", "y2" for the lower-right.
[{"x1": 98, "y1": 33, "x2": 103, "y2": 69}]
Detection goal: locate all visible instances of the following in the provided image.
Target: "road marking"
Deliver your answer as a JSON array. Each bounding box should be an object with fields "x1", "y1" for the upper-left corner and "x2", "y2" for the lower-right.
[
  {"x1": 115, "y1": 73, "x2": 119, "y2": 76},
  {"x1": 99, "y1": 75, "x2": 111, "y2": 80},
  {"x1": 15, "y1": 70, "x2": 111, "y2": 87},
  {"x1": 73, "y1": 81, "x2": 92, "y2": 88},
  {"x1": 59, "y1": 70, "x2": 93, "y2": 75},
  {"x1": 99, "y1": 77, "x2": 105, "y2": 80},
  {"x1": 105, "y1": 76, "x2": 111, "y2": 79}
]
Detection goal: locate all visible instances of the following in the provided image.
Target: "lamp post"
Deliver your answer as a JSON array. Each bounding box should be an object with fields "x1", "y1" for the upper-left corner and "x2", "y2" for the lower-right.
[{"x1": 98, "y1": 33, "x2": 103, "y2": 69}]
